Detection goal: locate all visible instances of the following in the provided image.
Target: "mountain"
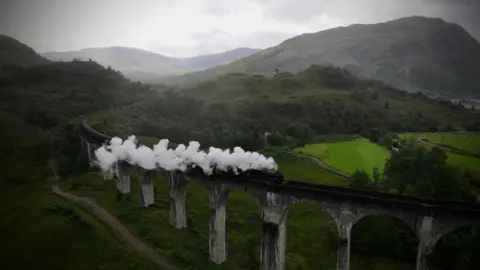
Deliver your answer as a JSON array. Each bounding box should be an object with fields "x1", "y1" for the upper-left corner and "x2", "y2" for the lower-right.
[
  {"x1": 181, "y1": 47, "x2": 261, "y2": 70},
  {"x1": 159, "y1": 16, "x2": 480, "y2": 98},
  {"x1": 42, "y1": 47, "x2": 190, "y2": 82},
  {"x1": 0, "y1": 35, "x2": 48, "y2": 66},
  {"x1": 42, "y1": 46, "x2": 260, "y2": 82}
]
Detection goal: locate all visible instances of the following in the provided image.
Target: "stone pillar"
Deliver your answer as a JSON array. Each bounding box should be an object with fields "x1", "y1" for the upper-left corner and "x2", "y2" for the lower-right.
[
  {"x1": 137, "y1": 168, "x2": 156, "y2": 207},
  {"x1": 327, "y1": 205, "x2": 356, "y2": 270},
  {"x1": 165, "y1": 171, "x2": 188, "y2": 229},
  {"x1": 205, "y1": 181, "x2": 229, "y2": 264},
  {"x1": 115, "y1": 161, "x2": 132, "y2": 194},
  {"x1": 416, "y1": 216, "x2": 434, "y2": 270},
  {"x1": 257, "y1": 192, "x2": 289, "y2": 270},
  {"x1": 86, "y1": 142, "x2": 95, "y2": 167},
  {"x1": 336, "y1": 221, "x2": 352, "y2": 270},
  {"x1": 103, "y1": 166, "x2": 115, "y2": 180},
  {"x1": 80, "y1": 137, "x2": 85, "y2": 151}
]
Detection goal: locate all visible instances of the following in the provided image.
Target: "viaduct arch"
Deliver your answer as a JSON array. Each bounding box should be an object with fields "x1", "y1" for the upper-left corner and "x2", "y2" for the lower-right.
[{"x1": 79, "y1": 120, "x2": 480, "y2": 270}]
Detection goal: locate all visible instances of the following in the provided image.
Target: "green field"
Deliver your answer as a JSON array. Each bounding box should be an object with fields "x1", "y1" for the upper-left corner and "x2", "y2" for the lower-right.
[
  {"x1": 400, "y1": 132, "x2": 480, "y2": 155},
  {"x1": 295, "y1": 138, "x2": 391, "y2": 177},
  {"x1": 0, "y1": 182, "x2": 159, "y2": 270},
  {"x1": 399, "y1": 132, "x2": 480, "y2": 172},
  {"x1": 60, "y1": 149, "x2": 414, "y2": 270}
]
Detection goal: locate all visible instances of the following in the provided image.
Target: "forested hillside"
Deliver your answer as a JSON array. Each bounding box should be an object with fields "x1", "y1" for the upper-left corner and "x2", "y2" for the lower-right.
[
  {"x1": 0, "y1": 36, "x2": 171, "y2": 269},
  {"x1": 0, "y1": 59, "x2": 152, "y2": 185},
  {"x1": 0, "y1": 35, "x2": 48, "y2": 66},
  {"x1": 89, "y1": 65, "x2": 480, "y2": 150}
]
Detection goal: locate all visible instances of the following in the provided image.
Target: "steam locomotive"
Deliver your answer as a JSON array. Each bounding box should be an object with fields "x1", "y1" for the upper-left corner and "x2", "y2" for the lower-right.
[
  {"x1": 185, "y1": 165, "x2": 287, "y2": 184},
  {"x1": 189, "y1": 166, "x2": 287, "y2": 184},
  {"x1": 241, "y1": 169, "x2": 287, "y2": 184}
]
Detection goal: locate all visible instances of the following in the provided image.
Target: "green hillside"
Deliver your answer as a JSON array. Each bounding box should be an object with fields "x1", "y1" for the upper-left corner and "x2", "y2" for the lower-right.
[
  {"x1": 90, "y1": 65, "x2": 479, "y2": 152},
  {"x1": 0, "y1": 41, "x2": 161, "y2": 268},
  {"x1": 159, "y1": 16, "x2": 480, "y2": 98},
  {"x1": 0, "y1": 183, "x2": 159, "y2": 270},
  {"x1": 0, "y1": 35, "x2": 48, "y2": 66}
]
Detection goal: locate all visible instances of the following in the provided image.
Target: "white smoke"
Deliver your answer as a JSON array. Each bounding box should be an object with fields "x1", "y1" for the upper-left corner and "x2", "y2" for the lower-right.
[{"x1": 94, "y1": 136, "x2": 278, "y2": 175}]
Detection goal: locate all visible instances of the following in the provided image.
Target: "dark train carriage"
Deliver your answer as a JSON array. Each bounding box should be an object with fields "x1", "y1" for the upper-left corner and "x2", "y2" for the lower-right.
[{"x1": 244, "y1": 169, "x2": 287, "y2": 184}]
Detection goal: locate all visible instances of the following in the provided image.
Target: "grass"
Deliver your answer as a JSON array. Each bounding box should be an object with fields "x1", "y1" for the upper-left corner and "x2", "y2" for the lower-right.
[
  {"x1": 295, "y1": 138, "x2": 391, "y2": 177},
  {"x1": 0, "y1": 181, "x2": 160, "y2": 270},
  {"x1": 399, "y1": 132, "x2": 480, "y2": 155},
  {"x1": 399, "y1": 132, "x2": 480, "y2": 172},
  {"x1": 61, "y1": 148, "x2": 414, "y2": 270}
]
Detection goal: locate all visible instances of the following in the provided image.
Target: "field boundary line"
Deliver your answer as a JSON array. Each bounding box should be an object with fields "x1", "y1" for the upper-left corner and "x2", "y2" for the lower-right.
[{"x1": 416, "y1": 137, "x2": 480, "y2": 158}]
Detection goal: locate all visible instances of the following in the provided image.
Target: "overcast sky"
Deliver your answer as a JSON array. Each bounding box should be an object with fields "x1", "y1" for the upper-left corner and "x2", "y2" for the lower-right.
[{"x1": 0, "y1": 0, "x2": 479, "y2": 57}]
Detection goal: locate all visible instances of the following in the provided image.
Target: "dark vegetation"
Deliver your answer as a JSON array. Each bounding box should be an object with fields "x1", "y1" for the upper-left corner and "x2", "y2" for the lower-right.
[
  {"x1": 0, "y1": 52, "x2": 158, "y2": 268},
  {"x1": 0, "y1": 35, "x2": 48, "y2": 66},
  {"x1": 1, "y1": 35, "x2": 479, "y2": 269},
  {"x1": 93, "y1": 65, "x2": 479, "y2": 151},
  {"x1": 349, "y1": 143, "x2": 480, "y2": 269}
]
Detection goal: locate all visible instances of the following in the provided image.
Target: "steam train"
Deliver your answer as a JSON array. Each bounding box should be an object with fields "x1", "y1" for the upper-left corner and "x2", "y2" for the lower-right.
[
  {"x1": 240, "y1": 169, "x2": 288, "y2": 184},
  {"x1": 187, "y1": 166, "x2": 287, "y2": 184}
]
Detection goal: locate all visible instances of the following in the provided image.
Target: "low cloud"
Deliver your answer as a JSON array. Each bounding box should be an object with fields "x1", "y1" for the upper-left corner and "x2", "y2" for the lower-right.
[{"x1": 0, "y1": 0, "x2": 478, "y2": 57}]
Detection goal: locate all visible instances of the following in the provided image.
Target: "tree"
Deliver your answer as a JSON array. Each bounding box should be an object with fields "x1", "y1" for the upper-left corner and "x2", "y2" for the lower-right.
[
  {"x1": 372, "y1": 167, "x2": 381, "y2": 190},
  {"x1": 384, "y1": 100, "x2": 390, "y2": 109},
  {"x1": 350, "y1": 169, "x2": 371, "y2": 189}
]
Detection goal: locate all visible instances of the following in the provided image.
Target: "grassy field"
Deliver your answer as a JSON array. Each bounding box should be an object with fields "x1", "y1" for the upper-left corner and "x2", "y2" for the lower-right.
[
  {"x1": 0, "y1": 182, "x2": 160, "y2": 270},
  {"x1": 61, "y1": 148, "x2": 414, "y2": 270},
  {"x1": 399, "y1": 132, "x2": 480, "y2": 172},
  {"x1": 295, "y1": 138, "x2": 391, "y2": 177},
  {"x1": 399, "y1": 132, "x2": 480, "y2": 155}
]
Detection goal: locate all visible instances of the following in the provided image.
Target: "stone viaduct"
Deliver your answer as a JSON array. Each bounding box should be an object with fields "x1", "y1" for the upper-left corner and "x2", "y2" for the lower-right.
[{"x1": 80, "y1": 120, "x2": 480, "y2": 270}]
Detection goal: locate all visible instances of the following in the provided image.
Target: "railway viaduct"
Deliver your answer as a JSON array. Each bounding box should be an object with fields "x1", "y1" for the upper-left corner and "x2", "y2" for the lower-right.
[{"x1": 80, "y1": 120, "x2": 480, "y2": 270}]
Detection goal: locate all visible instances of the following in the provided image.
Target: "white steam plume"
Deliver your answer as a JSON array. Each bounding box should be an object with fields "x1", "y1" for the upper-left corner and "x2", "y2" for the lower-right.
[{"x1": 94, "y1": 136, "x2": 278, "y2": 175}]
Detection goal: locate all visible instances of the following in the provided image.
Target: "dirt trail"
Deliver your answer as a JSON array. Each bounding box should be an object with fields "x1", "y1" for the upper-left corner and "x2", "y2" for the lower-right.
[
  {"x1": 416, "y1": 137, "x2": 451, "y2": 151},
  {"x1": 52, "y1": 185, "x2": 182, "y2": 270}
]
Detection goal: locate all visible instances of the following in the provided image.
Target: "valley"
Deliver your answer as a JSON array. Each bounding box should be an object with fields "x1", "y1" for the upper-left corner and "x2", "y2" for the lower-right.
[{"x1": 1, "y1": 12, "x2": 480, "y2": 270}]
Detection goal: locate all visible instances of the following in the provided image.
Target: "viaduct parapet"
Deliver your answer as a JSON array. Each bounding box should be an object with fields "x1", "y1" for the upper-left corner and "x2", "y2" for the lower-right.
[{"x1": 79, "y1": 120, "x2": 480, "y2": 270}]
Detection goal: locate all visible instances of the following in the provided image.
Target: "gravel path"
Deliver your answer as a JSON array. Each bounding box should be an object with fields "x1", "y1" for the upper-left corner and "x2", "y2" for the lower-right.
[{"x1": 52, "y1": 184, "x2": 182, "y2": 270}]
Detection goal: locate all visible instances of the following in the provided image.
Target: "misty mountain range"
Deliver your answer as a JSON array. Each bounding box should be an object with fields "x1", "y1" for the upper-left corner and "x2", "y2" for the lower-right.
[
  {"x1": 3, "y1": 16, "x2": 480, "y2": 98},
  {"x1": 41, "y1": 47, "x2": 261, "y2": 82}
]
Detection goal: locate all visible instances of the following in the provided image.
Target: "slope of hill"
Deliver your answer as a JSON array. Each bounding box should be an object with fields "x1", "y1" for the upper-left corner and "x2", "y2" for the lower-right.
[
  {"x1": 0, "y1": 38, "x2": 169, "y2": 269},
  {"x1": 42, "y1": 46, "x2": 190, "y2": 81},
  {"x1": 182, "y1": 47, "x2": 261, "y2": 70},
  {"x1": 42, "y1": 46, "x2": 260, "y2": 82},
  {"x1": 87, "y1": 65, "x2": 480, "y2": 151},
  {"x1": 0, "y1": 35, "x2": 48, "y2": 66},
  {"x1": 160, "y1": 16, "x2": 480, "y2": 98}
]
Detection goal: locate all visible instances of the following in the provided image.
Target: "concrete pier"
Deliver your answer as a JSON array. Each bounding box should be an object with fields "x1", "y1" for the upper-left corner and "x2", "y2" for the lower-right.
[
  {"x1": 103, "y1": 167, "x2": 115, "y2": 180},
  {"x1": 336, "y1": 222, "x2": 352, "y2": 270},
  {"x1": 416, "y1": 216, "x2": 434, "y2": 270},
  {"x1": 115, "y1": 161, "x2": 132, "y2": 194},
  {"x1": 165, "y1": 171, "x2": 188, "y2": 228},
  {"x1": 206, "y1": 182, "x2": 229, "y2": 264},
  {"x1": 86, "y1": 142, "x2": 96, "y2": 167},
  {"x1": 137, "y1": 168, "x2": 156, "y2": 207},
  {"x1": 257, "y1": 192, "x2": 290, "y2": 270}
]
